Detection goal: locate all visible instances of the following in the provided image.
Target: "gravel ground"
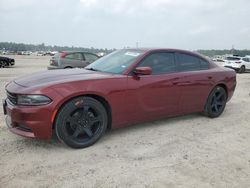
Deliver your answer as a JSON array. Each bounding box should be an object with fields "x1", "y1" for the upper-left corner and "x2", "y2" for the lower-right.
[{"x1": 0, "y1": 55, "x2": 250, "y2": 188}]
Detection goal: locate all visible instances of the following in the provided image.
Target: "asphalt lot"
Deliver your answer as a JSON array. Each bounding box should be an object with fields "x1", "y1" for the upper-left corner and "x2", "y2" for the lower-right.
[{"x1": 0, "y1": 55, "x2": 250, "y2": 188}]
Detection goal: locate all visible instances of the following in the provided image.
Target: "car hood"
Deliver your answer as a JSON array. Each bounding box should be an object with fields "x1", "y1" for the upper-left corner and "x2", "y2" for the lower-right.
[{"x1": 14, "y1": 69, "x2": 116, "y2": 88}]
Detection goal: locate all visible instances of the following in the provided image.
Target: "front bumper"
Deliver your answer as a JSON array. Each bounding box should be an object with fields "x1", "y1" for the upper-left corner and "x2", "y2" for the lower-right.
[
  {"x1": 47, "y1": 65, "x2": 61, "y2": 70},
  {"x1": 3, "y1": 98, "x2": 54, "y2": 139}
]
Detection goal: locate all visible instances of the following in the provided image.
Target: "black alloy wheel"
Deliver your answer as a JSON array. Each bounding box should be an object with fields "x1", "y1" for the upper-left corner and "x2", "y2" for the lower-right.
[
  {"x1": 55, "y1": 97, "x2": 108, "y2": 148},
  {"x1": 0, "y1": 61, "x2": 6, "y2": 68},
  {"x1": 204, "y1": 86, "x2": 227, "y2": 118}
]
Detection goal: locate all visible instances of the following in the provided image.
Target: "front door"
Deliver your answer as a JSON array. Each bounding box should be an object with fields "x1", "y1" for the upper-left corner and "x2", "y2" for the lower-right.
[{"x1": 126, "y1": 52, "x2": 181, "y2": 123}]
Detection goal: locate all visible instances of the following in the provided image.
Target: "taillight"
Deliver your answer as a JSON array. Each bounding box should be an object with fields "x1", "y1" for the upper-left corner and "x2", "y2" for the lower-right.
[
  {"x1": 235, "y1": 61, "x2": 241, "y2": 64},
  {"x1": 60, "y1": 52, "x2": 67, "y2": 58}
]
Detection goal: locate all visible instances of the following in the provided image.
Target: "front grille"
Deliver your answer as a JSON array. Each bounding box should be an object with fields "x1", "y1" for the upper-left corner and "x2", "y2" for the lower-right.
[{"x1": 7, "y1": 92, "x2": 17, "y2": 105}]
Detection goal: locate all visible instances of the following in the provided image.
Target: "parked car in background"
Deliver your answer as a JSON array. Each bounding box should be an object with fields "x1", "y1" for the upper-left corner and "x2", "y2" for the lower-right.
[
  {"x1": 224, "y1": 56, "x2": 250, "y2": 73},
  {"x1": 0, "y1": 56, "x2": 15, "y2": 68},
  {"x1": 212, "y1": 58, "x2": 226, "y2": 67},
  {"x1": 48, "y1": 51, "x2": 99, "y2": 70},
  {"x1": 3, "y1": 48, "x2": 236, "y2": 148},
  {"x1": 212, "y1": 58, "x2": 225, "y2": 63}
]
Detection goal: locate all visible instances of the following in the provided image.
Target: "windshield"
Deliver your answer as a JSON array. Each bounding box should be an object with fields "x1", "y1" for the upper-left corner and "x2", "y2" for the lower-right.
[{"x1": 85, "y1": 49, "x2": 143, "y2": 74}]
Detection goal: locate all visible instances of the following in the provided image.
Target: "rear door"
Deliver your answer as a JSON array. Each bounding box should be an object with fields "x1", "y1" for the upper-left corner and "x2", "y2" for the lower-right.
[{"x1": 176, "y1": 52, "x2": 213, "y2": 113}]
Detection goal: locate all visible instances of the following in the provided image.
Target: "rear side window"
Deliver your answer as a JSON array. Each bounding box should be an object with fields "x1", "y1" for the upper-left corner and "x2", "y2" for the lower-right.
[
  {"x1": 200, "y1": 59, "x2": 209, "y2": 69},
  {"x1": 226, "y1": 57, "x2": 241, "y2": 61},
  {"x1": 242, "y1": 58, "x2": 250, "y2": 62},
  {"x1": 138, "y1": 52, "x2": 176, "y2": 74},
  {"x1": 177, "y1": 53, "x2": 209, "y2": 71},
  {"x1": 65, "y1": 53, "x2": 83, "y2": 60},
  {"x1": 84, "y1": 53, "x2": 99, "y2": 63}
]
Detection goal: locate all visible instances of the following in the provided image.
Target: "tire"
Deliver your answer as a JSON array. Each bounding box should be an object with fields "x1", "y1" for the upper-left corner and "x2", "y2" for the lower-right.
[
  {"x1": 64, "y1": 66, "x2": 73, "y2": 69},
  {"x1": 0, "y1": 61, "x2": 6, "y2": 68},
  {"x1": 238, "y1": 66, "x2": 245, "y2": 73},
  {"x1": 204, "y1": 86, "x2": 227, "y2": 118},
  {"x1": 55, "y1": 97, "x2": 108, "y2": 148}
]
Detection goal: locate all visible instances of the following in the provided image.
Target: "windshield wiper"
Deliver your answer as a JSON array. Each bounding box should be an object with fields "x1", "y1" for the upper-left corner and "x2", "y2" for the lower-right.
[{"x1": 85, "y1": 67, "x2": 99, "y2": 71}]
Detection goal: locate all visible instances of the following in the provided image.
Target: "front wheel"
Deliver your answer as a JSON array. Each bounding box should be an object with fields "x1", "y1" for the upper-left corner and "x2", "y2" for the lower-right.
[
  {"x1": 204, "y1": 86, "x2": 227, "y2": 118},
  {"x1": 55, "y1": 97, "x2": 108, "y2": 148},
  {"x1": 0, "y1": 61, "x2": 6, "y2": 68}
]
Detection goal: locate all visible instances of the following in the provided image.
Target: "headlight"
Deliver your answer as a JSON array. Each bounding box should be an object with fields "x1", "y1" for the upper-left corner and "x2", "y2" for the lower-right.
[{"x1": 17, "y1": 95, "x2": 52, "y2": 106}]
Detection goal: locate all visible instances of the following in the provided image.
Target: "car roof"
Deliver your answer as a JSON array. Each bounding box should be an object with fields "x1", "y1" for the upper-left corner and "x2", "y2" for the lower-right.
[
  {"x1": 127, "y1": 48, "x2": 209, "y2": 60},
  {"x1": 59, "y1": 51, "x2": 96, "y2": 54},
  {"x1": 129, "y1": 48, "x2": 200, "y2": 54}
]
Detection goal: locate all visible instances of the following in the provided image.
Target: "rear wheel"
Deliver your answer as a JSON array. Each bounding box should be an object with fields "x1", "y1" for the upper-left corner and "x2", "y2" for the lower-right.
[
  {"x1": 55, "y1": 97, "x2": 108, "y2": 148},
  {"x1": 238, "y1": 66, "x2": 245, "y2": 73},
  {"x1": 204, "y1": 86, "x2": 227, "y2": 118}
]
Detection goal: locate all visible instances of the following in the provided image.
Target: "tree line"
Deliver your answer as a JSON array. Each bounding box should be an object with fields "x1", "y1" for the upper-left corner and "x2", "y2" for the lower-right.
[
  {"x1": 0, "y1": 42, "x2": 114, "y2": 54},
  {"x1": 197, "y1": 49, "x2": 250, "y2": 57},
  {"x1": 1, "y1": 42, "x2": 250, "y2": 57}
]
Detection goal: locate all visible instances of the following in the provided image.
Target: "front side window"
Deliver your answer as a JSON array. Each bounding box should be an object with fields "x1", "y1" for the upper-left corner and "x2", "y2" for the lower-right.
[
  {"x1": 65, "y1": 53, "x2": 83, "y2": 60},
  {"x1": 138, "y1": 52, "x2": 176, "y2": 74},
  {"x1": 242, "y1": 58, "x2": 250, "y2": 62},
  {"x1": 84, "y1": 53, "x2": 99, "y2": 63},
  {"x1": 177, "y1": 53, "x2": 209, "y2": 71}
]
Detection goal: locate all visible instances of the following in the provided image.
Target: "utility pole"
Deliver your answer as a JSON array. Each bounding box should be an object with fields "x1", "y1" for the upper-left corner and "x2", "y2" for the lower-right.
[
  {"x1": 232, "y1": 44, "x2": 235, "y2": 55},
  {"x1": 136, "y1": 42, "x2": 139, "y2": 48}
]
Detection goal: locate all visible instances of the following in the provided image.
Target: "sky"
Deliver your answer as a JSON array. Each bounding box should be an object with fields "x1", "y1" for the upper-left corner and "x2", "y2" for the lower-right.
[{"x1": 0, "y1": 0, "x2": 249, "y2": 50}]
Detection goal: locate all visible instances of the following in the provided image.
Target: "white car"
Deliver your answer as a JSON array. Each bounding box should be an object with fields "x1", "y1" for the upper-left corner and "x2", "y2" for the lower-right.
[
  {"x1": 224, "y1": 56, "x2": 250, "y2": 73},
  {"x1": 212, "y1": 58, "x2": 225, "y2": 66}
]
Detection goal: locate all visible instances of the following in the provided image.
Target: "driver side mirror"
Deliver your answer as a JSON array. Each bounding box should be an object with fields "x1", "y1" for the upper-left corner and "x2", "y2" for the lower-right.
[{"x1": 134, "y1": 67, "x2": 152, "y2": 76}]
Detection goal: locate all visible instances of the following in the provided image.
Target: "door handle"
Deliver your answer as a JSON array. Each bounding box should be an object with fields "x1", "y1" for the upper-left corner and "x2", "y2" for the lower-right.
[
  {"x1": 177, "y1": 81, "x2": 192, "y2": 86},
  {"x1": 173, "y1": 81, "x2": 191, "y2": 86}
]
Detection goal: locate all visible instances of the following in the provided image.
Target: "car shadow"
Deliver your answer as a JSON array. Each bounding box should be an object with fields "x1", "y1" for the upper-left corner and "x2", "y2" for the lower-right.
[
  {"x1": 19, "y1": 132, "x2": 67, "y2": 150},
  {"x1": 18, "y1": 113, "x2": 203, "y2": 149},
  {"x1": 103, "y1": 113, "x2": 202, "y2": 140},
  {"x1": 1, "y1": 66, "x2": 16, "y2": 69}
]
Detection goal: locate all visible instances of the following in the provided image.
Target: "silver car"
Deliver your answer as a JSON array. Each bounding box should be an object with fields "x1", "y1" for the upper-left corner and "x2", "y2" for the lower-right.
[{"x1": 48, "y1": 51, "x2": 99, "y2": 69}]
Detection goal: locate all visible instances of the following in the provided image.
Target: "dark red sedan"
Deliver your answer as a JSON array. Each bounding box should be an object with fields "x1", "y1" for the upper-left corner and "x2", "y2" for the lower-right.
[{"x1": 3, "y1": 49, "x2": 236, "y2": 148}]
